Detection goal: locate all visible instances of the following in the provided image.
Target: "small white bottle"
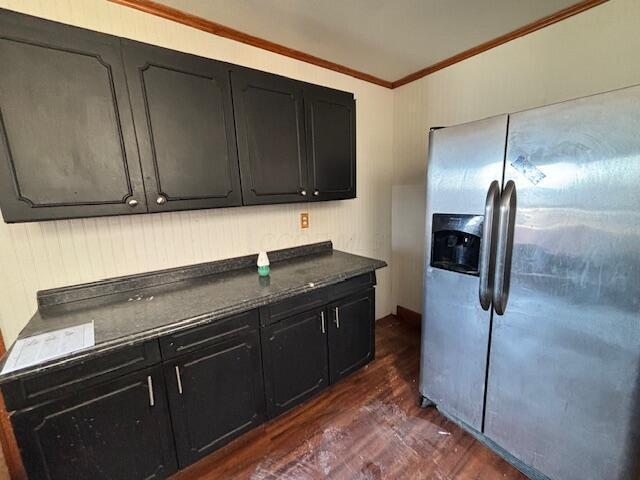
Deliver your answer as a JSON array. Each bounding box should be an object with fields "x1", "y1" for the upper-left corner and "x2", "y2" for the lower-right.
[{"x1": 257, "y1": 251, "x2": 270, "y2": 277}]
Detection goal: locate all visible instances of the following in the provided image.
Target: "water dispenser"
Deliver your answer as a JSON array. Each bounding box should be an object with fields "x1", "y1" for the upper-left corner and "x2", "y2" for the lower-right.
[{"x1": 430, "y1": 213, "x2": 484, "y2": 276}]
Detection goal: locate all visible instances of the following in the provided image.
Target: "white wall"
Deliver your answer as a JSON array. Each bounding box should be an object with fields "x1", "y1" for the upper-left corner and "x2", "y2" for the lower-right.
[
  {"x1": 391, "y1": 0, "x2": 640, "y2": 313},
  {"x1": 0, "y1": 0, "x2": 394, "y2": 343}
]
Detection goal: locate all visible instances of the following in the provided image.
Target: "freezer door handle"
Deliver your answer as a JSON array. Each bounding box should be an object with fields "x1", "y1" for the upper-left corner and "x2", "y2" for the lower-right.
[
  {"x1": 479, "y1": 180, "x2": 500, "y2": 310},
  {"x1": 493, "y1": 180, "x2": 517, "y2": 315}
]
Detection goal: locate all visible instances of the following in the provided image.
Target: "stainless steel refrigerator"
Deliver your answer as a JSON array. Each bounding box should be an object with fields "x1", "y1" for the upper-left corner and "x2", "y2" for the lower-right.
[{"x1": 419, "y1": 84, "x2": 640, "y2": 480}]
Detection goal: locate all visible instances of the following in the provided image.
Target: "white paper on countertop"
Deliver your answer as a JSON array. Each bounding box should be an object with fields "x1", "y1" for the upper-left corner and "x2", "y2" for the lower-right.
[{"x1": 1, "y1": 322, "x2": 95, "y2": 375}]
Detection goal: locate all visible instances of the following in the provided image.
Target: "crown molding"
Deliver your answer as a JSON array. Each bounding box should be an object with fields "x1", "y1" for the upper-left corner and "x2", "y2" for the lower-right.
[
  {"x1": 392, "y1": 0, "x2": 608, "y2": 88},
  {"x1": 108, "y1": 0, "x2": 393, "y2": 88},
  {"x1": 109, "y1": 0, "x2": 608, "y2": 90}
]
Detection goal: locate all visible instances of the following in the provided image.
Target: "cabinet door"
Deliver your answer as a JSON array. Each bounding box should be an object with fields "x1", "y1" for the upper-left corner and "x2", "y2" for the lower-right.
[
  {"x1": 123, "y1": 41, "x2": 242, "y2": 212},
  {"x1": 261, "y1": 308, "x2": 329, "y2": 418},
  {"x1": 231, "y1": 68, "x2": 308, "y2": 205},
  {"x1": 11, "y1": 367, "x2": 176, "y2": 480},
  {"x1": 304, "y1": 85, "x2": 356, "y2": 201},
  {"x1": 328, "y1": 289, "x2": 375, "y2": 383},
  {"x1": 164, "y1": 330, "x2": 265, "y2": 467},
  {"x1": 0, "y1": 10, "x2": 146, "y2": 222}
]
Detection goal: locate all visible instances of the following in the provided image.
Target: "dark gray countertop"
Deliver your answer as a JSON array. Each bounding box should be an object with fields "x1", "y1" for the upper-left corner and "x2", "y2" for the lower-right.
[{"x1": 0, "y1": 242, "x2": 386, "y2": 383}]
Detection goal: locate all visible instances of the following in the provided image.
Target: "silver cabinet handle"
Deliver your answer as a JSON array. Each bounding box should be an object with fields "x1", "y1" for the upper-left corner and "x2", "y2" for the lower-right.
[
  {"x1": 175, "y1": 365, "x2": 183, "y2": 395},
  {"x1": 493, "y1": 180, "x2": 517, "y2": 315},
  {"x1": 300, "y1": 190, "x2": 307, "y2": 196},
  {"x1": 479, "y1": 180, "x2": 500, "y2": 310},
  {"x1": 156, "y1": 195, "x2": 166, "y2": 205},
  {"x1": 128, "y1": 198, "x2": 138, "y2": 207},
  {"x1": 334, "y1": 307, "x2": 340, "y2": 328},
  {"x1": 320, "y1": 311, "x2": 325, "y2": 334},
  {"x1": 313, "y1": 190, "x2": 319, "y2": 196},
  {"x1": 147, "y1": 375, "x2": 155, "y2": 407}
]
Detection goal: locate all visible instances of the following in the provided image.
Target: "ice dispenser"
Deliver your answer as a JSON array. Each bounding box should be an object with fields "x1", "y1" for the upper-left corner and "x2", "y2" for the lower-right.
[{"x1": 430, "y1": 214, "x2": 483, "y2": 276}]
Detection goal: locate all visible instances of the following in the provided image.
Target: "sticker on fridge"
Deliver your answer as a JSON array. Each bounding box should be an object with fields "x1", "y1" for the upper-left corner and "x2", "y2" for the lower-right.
[{"x1": 510, "y1": 155, "x2": 546, "y2": 185}]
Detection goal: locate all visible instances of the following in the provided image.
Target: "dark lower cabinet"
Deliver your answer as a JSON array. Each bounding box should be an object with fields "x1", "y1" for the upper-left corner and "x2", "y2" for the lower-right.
[
  {"x1": 11, "y1": 367, "x2": 176, "y2": 480},
  {"x1": 164, "y1": 330, "x2": 265, "y2": 467},
  {"x1": 4, "y1": 280, "x2": 376, "y2": 479},
  {"x1": 0, "y1": 9, "x2": 146, "y2": 222},
  {"x1": 231, "y1": 68, "x2": 309, "y2": 205},
  {"x1": 123, "y1": 41, "x2": 243, "y2": 213},
  {"x1": 328, "y1": 289, "x2": 375, "y2": 383},
  {"x1": 304, "y1": 85, "x2": 356, "y2": 201},
  {"x1": 261, "y1": 308, "x2": 329, "y2": 418}
]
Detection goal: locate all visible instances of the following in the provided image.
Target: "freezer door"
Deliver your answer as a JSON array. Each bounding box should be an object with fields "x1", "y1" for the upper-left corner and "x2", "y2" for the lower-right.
[
  {"x1": 485, "y1": 85, "x2": 640, "y2": 480},
  {"x1": 420, "y1": 114, "x2": 507, "y2": 430}
]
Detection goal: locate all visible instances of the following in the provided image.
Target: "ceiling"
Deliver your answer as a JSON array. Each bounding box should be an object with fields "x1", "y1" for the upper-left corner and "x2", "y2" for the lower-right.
[{"x1": 159, "y1": 0, "x2": 581, "y2": 82}]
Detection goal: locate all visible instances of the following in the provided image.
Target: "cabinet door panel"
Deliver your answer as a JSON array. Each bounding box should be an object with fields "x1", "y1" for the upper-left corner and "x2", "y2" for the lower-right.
[
  {"x1": 165, "y1": 330, "x2": 265, "y2": 467},
  {"x1": 123, "y1": 41, "x2": 242, "y2": 212},
  {"x1": 232, "y1": 68, "x2": 308, "y2": 205},
  {"x1": 0, "y1": 10, "x2": 146, "y2": 222},
  {"x1": 261, "y1": 308, "x2": 328, "y2": 418},
  {"x1": 305, "y1": 85, "x2": 356, "y2": 201},
  {"x1": 11, "y1": 367, "x2": 176, "y2": 480},
  {"x1": 328, "y1": 289, "x2": 375, "y2": 383}
]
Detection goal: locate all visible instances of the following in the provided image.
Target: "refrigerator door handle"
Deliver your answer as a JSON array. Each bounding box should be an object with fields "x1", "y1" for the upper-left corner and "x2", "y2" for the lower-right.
[
  {"x1": 493, "y1": 180, "x2": 517, "y2": 315},
  {"x1": 479, "y1": 180, "x2": 500, "y2": 310}
]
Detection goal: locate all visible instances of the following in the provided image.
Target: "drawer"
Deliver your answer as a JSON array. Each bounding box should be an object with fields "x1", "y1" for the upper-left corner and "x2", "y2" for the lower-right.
[
  {"x1": 160, "y1": 310, "x2": 259, "y2": 359},
  {"x1": 259, "y1": 288, "x2": 328, "y2": 327},
  {"x1": 329, "y1": 272, "x2": 376, "y2": 301},
  {"x1": 2, "y1": 340, "x2": 160, "y2": 411}
]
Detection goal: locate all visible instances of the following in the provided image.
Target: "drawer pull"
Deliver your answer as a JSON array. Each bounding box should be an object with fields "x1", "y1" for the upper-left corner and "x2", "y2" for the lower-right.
[
  {"x1": 147, "y1": 375, "x2": 155, "y2": 407},
  {"x1": 175, "y1": 366, "x2": 183, "y2": 395}
]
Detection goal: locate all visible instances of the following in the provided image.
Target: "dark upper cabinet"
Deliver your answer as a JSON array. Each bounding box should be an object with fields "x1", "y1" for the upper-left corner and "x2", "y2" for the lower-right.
[
  {"x1": 328, "y1": 289, "x2": 375, "y2": 383},
  {"x1": 231, "y1": 68, "x2": 309, "y2": 205},
  {"x1": 261, "y1": 307, "x2": 329, "y2": 418},
  {"x1": 0, "y1": 10, "x2": 146, "y2": 222},
  {"x1": 122, "y1": 41, "x2": 243, "y2": 212},
  {"x1": 304, "y1": 85, "x2": 356, "y2": 201},
  {"x1": 11, "y1": 366, "x2": 176, "y2": 480},
  {"x1": 0, "y1": 8, "x2": 356, "y2": 222},
  {"x1": 164, "y1": 330, "x2": 265, "y2": 467}
]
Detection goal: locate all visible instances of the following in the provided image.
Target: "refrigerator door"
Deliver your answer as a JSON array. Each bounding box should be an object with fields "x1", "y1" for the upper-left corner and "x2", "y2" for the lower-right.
[
  {"x1": 420, "y1": 115, "x2": 507, "y2": 430},
  {"x1": 485, "y1": 85, "x2": 640, "y2": 480}
]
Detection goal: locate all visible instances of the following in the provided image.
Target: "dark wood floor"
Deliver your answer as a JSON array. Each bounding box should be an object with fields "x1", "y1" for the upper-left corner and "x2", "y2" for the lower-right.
[{"x1": 172, "y1": 315, "x2": 527, "y2": 480}]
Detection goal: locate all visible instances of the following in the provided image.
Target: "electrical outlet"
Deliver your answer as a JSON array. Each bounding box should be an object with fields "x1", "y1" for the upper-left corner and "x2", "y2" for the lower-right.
[{"x1": 300, "y1": 212, "x2": 309, "y2": 229}]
